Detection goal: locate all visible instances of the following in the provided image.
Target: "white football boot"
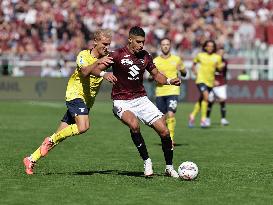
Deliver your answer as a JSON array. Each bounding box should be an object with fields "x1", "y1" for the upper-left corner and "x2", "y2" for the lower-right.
[
  {"x1": 165, "y1": 165, "x2": 179, "y2": 178},
  {"x1": 221, "y1": 118, "x2": 229, "y2": 126},
  {"x1": 144, "y1": 158, "x2": 153, "y2": 176}
]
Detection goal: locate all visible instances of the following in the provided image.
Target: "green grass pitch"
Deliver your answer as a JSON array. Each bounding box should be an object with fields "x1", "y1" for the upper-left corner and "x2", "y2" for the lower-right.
[{"x1": 0, "y1": 100, "x2": 273, "y2": 205}]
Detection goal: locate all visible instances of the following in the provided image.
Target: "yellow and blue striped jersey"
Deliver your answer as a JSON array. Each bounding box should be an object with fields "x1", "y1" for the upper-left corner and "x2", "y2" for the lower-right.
[
  {"x1": 65, "y1": 50, "x2": 103, "y2": 108},
  {"x1": 154, "y1": 55, "x2": 184, "y2": 97},
  {"x1": 193, "y1": 52, "x2": 222, "y2": 87}
]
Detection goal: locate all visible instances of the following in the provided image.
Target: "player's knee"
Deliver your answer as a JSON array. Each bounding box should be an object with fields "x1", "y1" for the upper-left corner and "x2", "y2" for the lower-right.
[
  {"x1": 77, "y1": 124, "x2": 90, "y2": 134},
  {"x1": 203, "y1": 96, "x2": 209, "y2": 101},
  {"x1": 129, "y1": 120, "x2": 140, "y2": 132},
  {"x1": 159, "y1": 128, "x2": 170, "y2": 138},
  {"x1": 168, "y1": 112, "x2": 175, "y2": 118},
  {"x1": 202, "y1": 93, "x2": 209, "y2": 100}
]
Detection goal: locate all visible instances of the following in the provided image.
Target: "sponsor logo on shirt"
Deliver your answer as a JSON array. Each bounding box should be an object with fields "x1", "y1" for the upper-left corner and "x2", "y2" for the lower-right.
[
  {"x1": 128, "y1": 65, "x2": 140, "y2": 80},
  {"x1": 121, "y1": 58, "x2": 133, "y2": 65}
]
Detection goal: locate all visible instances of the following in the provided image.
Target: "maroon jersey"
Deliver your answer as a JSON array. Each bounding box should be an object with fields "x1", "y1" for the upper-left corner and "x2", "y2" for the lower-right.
[
  {"x1": 215, "y1": 58, "x2": 227, "y2": 86},
  {"x1": 109, "y1": 46, "x2": 156, "y2": 100}
]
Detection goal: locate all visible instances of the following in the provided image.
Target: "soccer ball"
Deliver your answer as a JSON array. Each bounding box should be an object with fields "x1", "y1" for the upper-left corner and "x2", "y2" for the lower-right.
[{"x1": 178, "y1": 161, "x2": 198, "y2": 180}]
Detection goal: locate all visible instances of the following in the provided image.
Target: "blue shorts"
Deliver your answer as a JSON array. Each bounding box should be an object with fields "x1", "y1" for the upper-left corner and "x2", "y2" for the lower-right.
[
  {"x1": 155, "y1": 95, "x2": 178, "y2": 114},
  {"x1": 61, "y1": 98, "x2": 89, "y2": 125},
  {"x1": 197, "y1": 83, "x2": 212, "y2": 93}
]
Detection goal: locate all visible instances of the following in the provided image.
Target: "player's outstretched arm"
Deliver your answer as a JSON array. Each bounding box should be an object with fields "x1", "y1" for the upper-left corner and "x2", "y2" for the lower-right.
[
  {"x1": 81, "y1": 56, "x2": 113, "y2": 77},
  {"x1": 87, "y1": 56, "x2": 117, "y2": 84},
  {"x1": 150, "y1": 68, "x2": 181, "y2": 86}
]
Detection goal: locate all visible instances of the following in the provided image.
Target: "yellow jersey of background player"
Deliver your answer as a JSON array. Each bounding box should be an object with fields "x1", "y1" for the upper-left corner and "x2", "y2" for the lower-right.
[
  {"x1": 154, "y1": 54, "x2": 184, "y2": 96},
  {"x1": 153, "y1": 38, "x2": 186, "y2": 146},
  {"x1": 193, "y1": 51, "x2": 222, "y2": 88},
  {"x1": 189, "y1": 40, "x2": 223, "y2": 128}
]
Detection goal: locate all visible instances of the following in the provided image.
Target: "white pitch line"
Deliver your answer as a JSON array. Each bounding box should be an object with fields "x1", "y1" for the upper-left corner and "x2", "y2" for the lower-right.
[{"x1": 206, "y1": 128, "x2": 269, "y2": 133}]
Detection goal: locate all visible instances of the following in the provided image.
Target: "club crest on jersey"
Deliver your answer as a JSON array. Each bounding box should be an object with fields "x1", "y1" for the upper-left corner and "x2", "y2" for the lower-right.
[
  {"x1": 79, "y1": 56, "x2": 84, "y2": 65},
  {"x1": 121, "y1": 58, "x2": 133, "y2": 65}
]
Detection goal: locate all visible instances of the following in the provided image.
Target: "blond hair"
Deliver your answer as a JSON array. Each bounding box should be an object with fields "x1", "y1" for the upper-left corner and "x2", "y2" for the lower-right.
[{"x1": 94, "y1": 29, "x2": 112, "y2": 41}]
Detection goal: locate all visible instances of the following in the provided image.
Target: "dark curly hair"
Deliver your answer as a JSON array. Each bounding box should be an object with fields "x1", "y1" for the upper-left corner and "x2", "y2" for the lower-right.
[{"x1": 202, "y1": 40, "x2": 217, "y2": 53}]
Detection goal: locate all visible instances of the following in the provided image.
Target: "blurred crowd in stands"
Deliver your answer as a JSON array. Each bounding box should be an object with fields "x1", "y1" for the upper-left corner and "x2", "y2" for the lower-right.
[{"x1": 1, "y1": 0, "x2": 273, "y2": 77}]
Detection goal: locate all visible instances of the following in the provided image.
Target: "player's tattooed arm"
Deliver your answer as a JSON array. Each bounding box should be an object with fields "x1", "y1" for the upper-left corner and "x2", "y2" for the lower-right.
[{"x1": 150, "y1": 67, "x2": 181, "y2": 86}]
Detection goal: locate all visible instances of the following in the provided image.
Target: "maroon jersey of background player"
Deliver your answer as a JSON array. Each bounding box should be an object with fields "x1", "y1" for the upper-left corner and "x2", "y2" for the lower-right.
[
  {"x1": 215, "y1": 58, "x2": 227, "y2": 86},
  {"x1": 109, "y1": 46, "x2": 156, "y2": 100}
]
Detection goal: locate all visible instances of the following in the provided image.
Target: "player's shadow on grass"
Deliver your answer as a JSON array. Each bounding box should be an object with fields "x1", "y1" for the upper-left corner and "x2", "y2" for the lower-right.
[
  {"x1": 155, "y1": 143, "x2": 188, "y2": 147},
  {"x1": 46, "y1": 170, "x2": 159, "y2": 178},
  {"x1": 118, "y1": 171, "x2": 162, "y2": 178},
  {"x1": 73, "y1": 170, "x2": 116, "y2": 176},
  {"x1": 44, "y1": 170, "x2": 116, "y2": 176},
  {"x1": 74, "y1": 170, "x2": 162, "y2": 178}
]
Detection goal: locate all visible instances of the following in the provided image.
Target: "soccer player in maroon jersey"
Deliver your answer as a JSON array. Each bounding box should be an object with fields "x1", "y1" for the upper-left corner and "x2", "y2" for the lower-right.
[
  {"x1": 90, "y1": 26, "x2": 181, "y2": 178},
  {"x1": 206, "y1": 47, "x2": 229, "y2": 126}
]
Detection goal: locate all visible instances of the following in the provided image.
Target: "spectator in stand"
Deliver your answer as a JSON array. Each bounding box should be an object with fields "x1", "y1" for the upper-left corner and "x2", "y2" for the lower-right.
[{"x1": 59, "y1": 59, "x2": 72, "y2": 77}]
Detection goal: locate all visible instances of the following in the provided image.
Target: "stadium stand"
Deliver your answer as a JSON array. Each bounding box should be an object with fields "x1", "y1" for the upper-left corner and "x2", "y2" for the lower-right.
[{"x1": 0, "y1": 0, "x2": 273, "y2": 79}]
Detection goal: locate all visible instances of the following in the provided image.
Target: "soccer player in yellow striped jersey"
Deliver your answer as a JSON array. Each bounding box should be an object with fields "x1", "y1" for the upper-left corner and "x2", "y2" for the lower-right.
[
  {"x1": 23, "y1": 29, "x2": 116, "y2": 175},
  {"x1": 154, "y1": 38, "x2": 187, "y2": 146},
  {"x1": 188, "y1": 40, "x2": 223, "y2": 128}
]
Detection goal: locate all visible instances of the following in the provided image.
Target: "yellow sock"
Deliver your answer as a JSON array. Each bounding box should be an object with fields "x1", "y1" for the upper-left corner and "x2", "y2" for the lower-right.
[
  {"x1": 166, "y1": 117, "x2": 176, "y2": 141},
  {"x1": 191, "y1": 102, "x2": 200, "y2": 117},
  {"x1": 201, "y1": 100, "x2": 208, "y2": 121},
  {"x1": 30, "y1": 147, "x2": 42, "y2": 162},
  {"x1": 50, "y1": 124, "x2": 80, "y2": 144}
]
